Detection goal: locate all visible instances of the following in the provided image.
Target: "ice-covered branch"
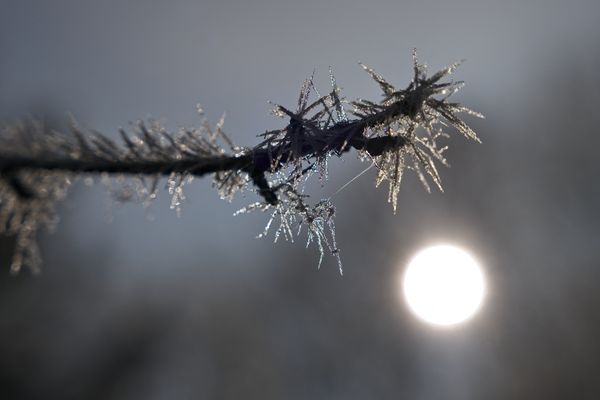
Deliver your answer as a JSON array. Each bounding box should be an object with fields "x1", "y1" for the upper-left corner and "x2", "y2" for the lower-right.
[
  {"x1": 0, "y1": 107, "x2": 407, "y2": 204},
  {"x1": 0, "y1": 51, "x2": 483, "y2": 273}
]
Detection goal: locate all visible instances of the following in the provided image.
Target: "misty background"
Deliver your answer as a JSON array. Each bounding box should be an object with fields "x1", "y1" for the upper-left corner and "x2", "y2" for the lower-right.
[{"x1": 1, "y1": 0, "x2": 600, "y2": 398}]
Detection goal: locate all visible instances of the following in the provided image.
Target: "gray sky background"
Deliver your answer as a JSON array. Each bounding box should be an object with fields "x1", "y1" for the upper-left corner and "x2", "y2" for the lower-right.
[{"x1": 1, "y1": 0, "x2": 600, "y2": 399}]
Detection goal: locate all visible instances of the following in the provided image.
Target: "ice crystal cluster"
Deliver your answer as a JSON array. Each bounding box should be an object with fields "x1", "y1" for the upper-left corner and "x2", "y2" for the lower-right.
[{"x1": 0, "y1": 51, "x2": 482, "y2": 274}]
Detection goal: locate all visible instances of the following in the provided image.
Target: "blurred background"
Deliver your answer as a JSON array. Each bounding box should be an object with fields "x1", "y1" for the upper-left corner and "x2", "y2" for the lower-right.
[{"x1": 1, "y1": 0, "x2": 600, "y2": 398}]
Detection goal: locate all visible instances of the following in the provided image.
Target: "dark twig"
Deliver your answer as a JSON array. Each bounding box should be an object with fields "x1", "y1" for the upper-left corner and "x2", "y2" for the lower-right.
[{"x1": 0, "y1": 51, "x2": 482, "y2": 273}]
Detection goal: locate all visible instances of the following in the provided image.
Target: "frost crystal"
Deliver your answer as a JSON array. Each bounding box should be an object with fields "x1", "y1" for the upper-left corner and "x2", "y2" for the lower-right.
[
  {"x1": 353, "y1": 50, "x2": 483, "y2": 212},
  {"x1": 235, "y1": 184, "x2": 342, "y2": 274}
]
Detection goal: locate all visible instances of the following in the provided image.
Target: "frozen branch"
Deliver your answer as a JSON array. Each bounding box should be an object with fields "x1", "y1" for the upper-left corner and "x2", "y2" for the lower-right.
[{"x1": 0, "y1": 50, "x2": 483, "y2": 273}]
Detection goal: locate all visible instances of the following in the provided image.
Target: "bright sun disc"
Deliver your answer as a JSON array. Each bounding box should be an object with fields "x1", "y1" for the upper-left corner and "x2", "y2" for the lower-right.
[{"x1": 403, "y1": 245, "x2": 485, "y2": 326}]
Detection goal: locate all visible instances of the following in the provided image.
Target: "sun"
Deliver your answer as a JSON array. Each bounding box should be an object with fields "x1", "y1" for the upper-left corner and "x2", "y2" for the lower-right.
[{"x1": 402, "y1": 244, "x2": 486, "y2": 327}]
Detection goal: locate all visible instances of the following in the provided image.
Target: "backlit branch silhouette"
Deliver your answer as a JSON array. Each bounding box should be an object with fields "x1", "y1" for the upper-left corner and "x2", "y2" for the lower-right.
[{"x1": 0, "y1": 50, "x2": 483, "y2": 273}]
